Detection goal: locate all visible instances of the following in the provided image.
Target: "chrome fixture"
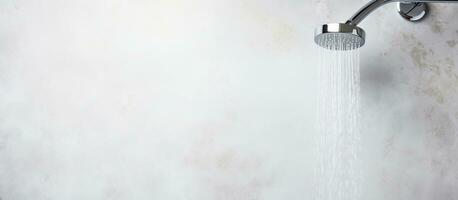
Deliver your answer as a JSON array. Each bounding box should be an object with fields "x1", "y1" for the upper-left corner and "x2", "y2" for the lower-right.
[{"x1": 314, "y1": 0, "x2": 458, "y2": 49}]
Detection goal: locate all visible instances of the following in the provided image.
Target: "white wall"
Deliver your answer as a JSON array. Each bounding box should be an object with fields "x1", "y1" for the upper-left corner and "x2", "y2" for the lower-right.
[{"x1": 0, "y1": 0, "x2": 457, "y2": 199}]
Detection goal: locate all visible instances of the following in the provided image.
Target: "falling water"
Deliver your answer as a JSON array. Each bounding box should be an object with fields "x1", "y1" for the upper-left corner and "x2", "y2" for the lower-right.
[{"x1": 314, "y1": 34, "x2": 362, "y2": 200}]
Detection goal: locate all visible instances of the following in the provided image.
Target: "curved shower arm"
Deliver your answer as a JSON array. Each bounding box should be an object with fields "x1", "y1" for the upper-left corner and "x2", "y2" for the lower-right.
[{"x1": 346, "y1": 0, "x2": 458, "y2": 26}]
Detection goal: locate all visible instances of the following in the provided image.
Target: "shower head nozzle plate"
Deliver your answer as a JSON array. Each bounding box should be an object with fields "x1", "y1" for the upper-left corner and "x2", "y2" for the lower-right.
[{"x1": 314, "y1": 23, "x2": 365, "y2": 50}]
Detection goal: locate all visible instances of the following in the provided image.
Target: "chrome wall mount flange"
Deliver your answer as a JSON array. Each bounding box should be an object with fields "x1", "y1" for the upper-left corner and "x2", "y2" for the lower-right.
[{"x1": 397, "y1": 2, "x2": 428, "y2": 22}]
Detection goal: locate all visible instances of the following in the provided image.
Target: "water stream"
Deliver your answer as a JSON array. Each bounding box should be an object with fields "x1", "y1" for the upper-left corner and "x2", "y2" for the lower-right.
[{"x1": 315, "y1": 34, "x2": 363, "y2": 200}]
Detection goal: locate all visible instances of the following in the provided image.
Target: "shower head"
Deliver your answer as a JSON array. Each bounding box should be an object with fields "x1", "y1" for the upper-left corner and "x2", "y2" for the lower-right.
[
  {"x1": 313, "y1": 0, "x2": 447, "y2": 50},
  {"x1": 314, "y1": 23, "x2": 365, "y2": 50}
]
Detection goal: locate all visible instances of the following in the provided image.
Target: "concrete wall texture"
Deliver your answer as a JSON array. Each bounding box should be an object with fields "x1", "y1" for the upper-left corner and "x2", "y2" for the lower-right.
[{"x1": 0, "y1": 0, "x2": 457, "y2": 199}]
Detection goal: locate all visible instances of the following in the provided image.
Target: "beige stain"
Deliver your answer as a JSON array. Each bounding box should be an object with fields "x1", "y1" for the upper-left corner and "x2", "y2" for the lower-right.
[
  {"x1": 391, "y1": 32, "x2": 458, "y2": 173},
  {"x1": 446, "y1": 40, "x2": 457, "y2": 48},
  {"x1": 421, "y1": 87, "x2": 445, "y2": 104},
  {"x1": 427, "y1": 6, "x2": 447, "y2": 34},
  {"x1": 408, "y1": 41, "x2": 458, "y2": 195},
  {"x1": 399, "y1": 33, "x2": 458, "y2": 105},
  {"x1": 409, "y1": 43, "x2": 440, "y2": 75}
]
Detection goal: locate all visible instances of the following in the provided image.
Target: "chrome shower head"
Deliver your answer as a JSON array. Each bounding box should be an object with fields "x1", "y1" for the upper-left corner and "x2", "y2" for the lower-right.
[{"x1": 314, "y1": 23, "x2": 366, "y2": 50}]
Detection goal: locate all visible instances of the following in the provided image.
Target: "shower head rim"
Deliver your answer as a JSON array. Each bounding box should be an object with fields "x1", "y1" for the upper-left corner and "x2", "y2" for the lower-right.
[{"x1": 314, "y1": 23, "x2": 366, "y2": 49}]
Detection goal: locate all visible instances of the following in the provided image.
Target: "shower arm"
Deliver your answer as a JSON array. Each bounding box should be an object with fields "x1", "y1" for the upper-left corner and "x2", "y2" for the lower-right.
[{"x1": 346, "y1": 0, "x2": 458, "y2": 26}]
